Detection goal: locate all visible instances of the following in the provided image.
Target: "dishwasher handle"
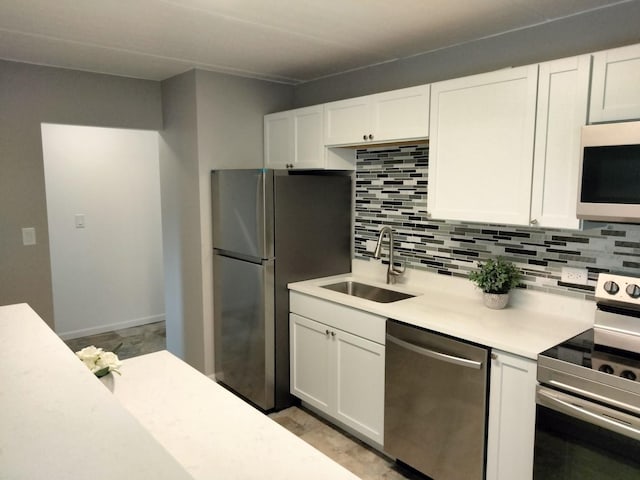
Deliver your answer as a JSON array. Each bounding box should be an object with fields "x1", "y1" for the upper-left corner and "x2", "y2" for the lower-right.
[{"x1": 386, "y1": 334, "x2": 483, "y2": 370}]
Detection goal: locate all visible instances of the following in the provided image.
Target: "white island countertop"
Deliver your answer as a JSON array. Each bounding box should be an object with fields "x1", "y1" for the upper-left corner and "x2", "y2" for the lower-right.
[
  {"x1": 289, "y1": 262, "x2": 595, "y2": 359},
  {"x1": 0, "y1": 303, "x2": 359, "y2": 480},
  {"x1": 110, "y1": 350, "x2": 360, "y2": 480},
  {"x1": 0, "y1": 303, "x2": 193, "y2": 480}
]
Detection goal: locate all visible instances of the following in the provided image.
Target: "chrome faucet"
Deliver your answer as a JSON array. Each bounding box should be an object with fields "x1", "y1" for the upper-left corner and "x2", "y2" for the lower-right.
[{"x1": 373, "y1": 226, "x2": 405, "y2": 284}]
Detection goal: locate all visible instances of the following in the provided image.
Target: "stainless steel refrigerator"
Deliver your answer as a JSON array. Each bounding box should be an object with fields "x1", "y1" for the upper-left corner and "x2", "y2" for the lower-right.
[{"x1": 212, "y1": 169, "x2": 351, "y2": 411}]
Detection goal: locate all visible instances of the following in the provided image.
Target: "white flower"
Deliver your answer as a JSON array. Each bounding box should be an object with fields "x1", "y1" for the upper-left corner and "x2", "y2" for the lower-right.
[
  {"x1": 75, "y1": 344, "x2": 122, "y2": 376},
  {"x1": 75, "y1": 345, "x2": 103, "y2": 361},
  {"x1": 96, "y1": 351, "x2": 122, "y2": 374}
]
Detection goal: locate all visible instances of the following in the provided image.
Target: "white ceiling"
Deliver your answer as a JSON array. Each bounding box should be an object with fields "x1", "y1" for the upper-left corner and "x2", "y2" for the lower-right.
[{"x1": 0, "y1": 0, "x2": 632, "y2": 84}]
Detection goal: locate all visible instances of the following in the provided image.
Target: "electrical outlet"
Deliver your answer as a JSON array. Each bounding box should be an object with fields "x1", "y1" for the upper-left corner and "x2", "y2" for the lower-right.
[
  {"x1": 561, "y1": 267, "x2": 589, "y2": 285},
  {"x1": 21, "y1": 227, "x2": 36, "y2": 246}
]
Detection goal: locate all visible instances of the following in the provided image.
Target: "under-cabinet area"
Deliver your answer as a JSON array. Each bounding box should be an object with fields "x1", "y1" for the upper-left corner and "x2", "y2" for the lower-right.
[{"x1": 288, "y1": 273, "x2": 591, "y2": 480}]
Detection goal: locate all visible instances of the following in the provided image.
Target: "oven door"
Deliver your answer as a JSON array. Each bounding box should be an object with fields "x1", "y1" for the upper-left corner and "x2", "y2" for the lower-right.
[{"x1": 534, "y1": 385, "x2": 640, "y2": 479}]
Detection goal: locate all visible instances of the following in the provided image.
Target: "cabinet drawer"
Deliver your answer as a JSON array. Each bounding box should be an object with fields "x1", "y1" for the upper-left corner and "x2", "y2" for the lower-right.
[{"x1": 290, "y1": 291, "x2": 385, "y2": 344}]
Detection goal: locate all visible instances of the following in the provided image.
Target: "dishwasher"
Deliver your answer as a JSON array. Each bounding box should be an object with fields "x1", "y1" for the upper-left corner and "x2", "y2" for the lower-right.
[{"x1": 384, "y1": 319, "x2": 490, "y2": 480}]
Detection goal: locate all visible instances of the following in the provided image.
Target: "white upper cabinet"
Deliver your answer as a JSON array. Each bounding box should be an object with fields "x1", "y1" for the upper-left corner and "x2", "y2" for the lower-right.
[
  {"x1": 370, "y1": 86, "x2": 430, "y2": 143},
  {"x1": 428, "y1": 65, "x2": 538, "y2": 225},
  {"x1": 292, "y1": 106, "x2": 325, "y2": 169},
  {"x1": 323, "y1": 96, "x2": 370, "y2": 146},
  {"x1": 324, "y1": 85, "x2": 430, "y2": 146},
  {"x1": 590, "y1": 43, "x2": 640, "y2": 123},
  {"x1": 264, "y1": 110, "x2": 293, "y2": 169},
  {"x1": 265, "y1": 105, "x2": 355, "y2": 170},
  {"x1": 531, "y1": 55, "x2": 591, "y2": 229}
]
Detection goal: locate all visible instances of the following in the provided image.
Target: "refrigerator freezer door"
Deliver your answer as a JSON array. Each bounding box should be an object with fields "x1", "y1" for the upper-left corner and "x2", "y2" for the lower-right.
[
  {"x1": 213, "y1": 253, "x2": 275, "y2": 410},
  {"x1": 211, "y1": 169, "x2": 274, "y2": 260}
]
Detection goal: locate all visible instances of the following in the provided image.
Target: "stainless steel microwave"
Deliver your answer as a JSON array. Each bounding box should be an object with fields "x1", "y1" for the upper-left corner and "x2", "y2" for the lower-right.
[{"x1": 577, "y1": 121, "x2": 640, "y2": 223}]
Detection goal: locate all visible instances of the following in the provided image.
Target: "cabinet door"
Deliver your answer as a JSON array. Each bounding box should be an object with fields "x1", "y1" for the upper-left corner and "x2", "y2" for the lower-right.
[
  {"x1": 371, "y1": 85, "x2": 430, "y2": 143},
  {"x1": 428, "y1": 65, "x2": 538, "y2": 225},
  {"x1": 289, "y1": 313, "x2": 331, "y2": 412},
  {"x1": 486, "y1": 350, "x2": 536, "y2": 480},
  {"x1": 324, "y1": 96, "x2": 371, "y2": 146},
  {"x1": 264, "y1": 111, "x2": 293, "y2": 169},
  {"x1": 293, "y1": 105, "x2": 325, "y2": 169},
  {"x1": 531, "y1": 55, "x2": 590, "y2": 229},
  {"x1": 590, "y1": 43, "x2": 640, "y2": 123},
  {"x1": 333, "y1": 329, "x2": 385, "y2": 445}
]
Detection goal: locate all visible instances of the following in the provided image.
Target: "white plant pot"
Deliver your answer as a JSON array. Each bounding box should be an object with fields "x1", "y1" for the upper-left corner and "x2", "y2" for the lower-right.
[{"x1": 483, "y1": 292, "x2": 509, "y2": 310}]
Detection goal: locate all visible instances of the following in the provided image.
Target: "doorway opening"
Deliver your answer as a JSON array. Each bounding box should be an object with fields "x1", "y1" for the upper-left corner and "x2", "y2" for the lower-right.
[{"x1": 41, "y1": 124, "x2": 166, "y2": 354}]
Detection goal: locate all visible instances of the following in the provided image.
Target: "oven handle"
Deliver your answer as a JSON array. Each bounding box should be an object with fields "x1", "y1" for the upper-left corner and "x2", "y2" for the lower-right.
[
  {"x1": 548, "y1": 379, "x2": 640, "y2": 417},
  {"x1": 537, "y1": 386, "x2": 640, "y2": 441},
  {"x1": 386, "y1": 334, "x2": 483, "y2": 369}
]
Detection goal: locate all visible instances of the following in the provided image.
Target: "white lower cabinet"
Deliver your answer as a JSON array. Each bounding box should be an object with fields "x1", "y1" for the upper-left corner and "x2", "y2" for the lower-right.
[
  {"x1": 290, "y1": 313, "x2": 332, "y2": 411},
  {"x1": 289, "y1": 300, "x2": 385, "y2": 446},
  {"x1": 333, "y1": 327, "x2": 385, "y2": 443},
  {"x1": 486, "y1": 350, "x2": 537, "y2": 480}
]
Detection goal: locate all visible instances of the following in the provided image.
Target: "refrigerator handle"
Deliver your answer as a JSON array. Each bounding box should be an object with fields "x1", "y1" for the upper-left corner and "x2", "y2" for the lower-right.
[
  {"x1": 261, "y1": 170, "x2": 275, "y2": 257},
  {"x1": 256, "y1": 172, "x2": 265, "y2": 254}
]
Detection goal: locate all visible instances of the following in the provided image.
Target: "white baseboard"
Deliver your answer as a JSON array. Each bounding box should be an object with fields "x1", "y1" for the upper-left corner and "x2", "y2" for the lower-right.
[{"x1": 57, "y1": 314, "x2": 165, "y2": 340}]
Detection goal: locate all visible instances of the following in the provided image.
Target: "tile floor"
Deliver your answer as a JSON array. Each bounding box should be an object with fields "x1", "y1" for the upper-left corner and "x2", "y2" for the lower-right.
[
  {"x1": 269, "y1": 406, "x2": 425, "y2": 480},
  {"x1": 63, "y1": 322, "x2": 425, "y2": 479},
  {"x1": 63, "y1": 321, "x2": 166, "y2": 359}
]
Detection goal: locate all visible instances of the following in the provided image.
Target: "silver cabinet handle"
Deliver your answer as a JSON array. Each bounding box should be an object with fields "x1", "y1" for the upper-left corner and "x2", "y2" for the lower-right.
[
  {"x1": 386, "y1": 334, "x2": 483, "y2": 369},
  {"x1": 537, "y1": 387, "x2": 640, "y2": 440},
  {"x1": 530, "y1": 218, "x2": 538, "y2": 225}
]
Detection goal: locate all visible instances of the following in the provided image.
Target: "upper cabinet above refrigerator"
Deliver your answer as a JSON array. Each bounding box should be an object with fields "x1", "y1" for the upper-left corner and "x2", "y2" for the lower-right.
[{"x1": 264, "y1": 105, "x2": 355, "y2": 171}]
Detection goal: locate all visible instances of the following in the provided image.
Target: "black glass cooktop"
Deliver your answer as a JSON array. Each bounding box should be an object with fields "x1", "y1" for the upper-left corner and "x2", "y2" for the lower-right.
[{"x1": 539, "y1": 328, "x2": 640, "y2": 381}]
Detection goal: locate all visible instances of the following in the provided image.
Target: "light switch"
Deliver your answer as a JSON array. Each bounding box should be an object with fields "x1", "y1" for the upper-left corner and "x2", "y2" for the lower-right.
[
  {"x1": 22, "y1": 227, "x2": 36, "y2": 246},
  {"x1": 75, "y1": 214, "x2": 86, "y2": 229}
]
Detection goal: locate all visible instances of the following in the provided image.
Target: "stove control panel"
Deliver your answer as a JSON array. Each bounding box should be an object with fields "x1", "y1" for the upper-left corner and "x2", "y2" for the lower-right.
[
  {"x1": 596, "y1": 273, "x2": 640, "y2": 307},
  {"x1": 592, "y1": 351, "x2": 639, "y2": 383}
]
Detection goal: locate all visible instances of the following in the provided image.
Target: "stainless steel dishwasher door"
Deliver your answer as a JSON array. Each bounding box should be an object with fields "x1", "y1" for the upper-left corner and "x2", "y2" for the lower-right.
[{"x1": 384, "y1": 319, "x2": 489, "y2": 480}]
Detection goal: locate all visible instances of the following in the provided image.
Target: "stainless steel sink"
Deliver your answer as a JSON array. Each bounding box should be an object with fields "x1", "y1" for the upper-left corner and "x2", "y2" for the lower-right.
[{"x1": 321, "y1": 281, "x2": 415, "y2": 303}]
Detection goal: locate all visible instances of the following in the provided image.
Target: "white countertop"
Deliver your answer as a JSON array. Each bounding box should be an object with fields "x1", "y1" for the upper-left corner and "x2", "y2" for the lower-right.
[
  {"x1": 0, "y1": 303, "x2": 358, "y2": 480},
  {"x1": 0, "y1": 303, "x2": 193, "y2": 480},
  {"x1": 289, "y1": 261, "x2": 595, "y2": 359},
  {"x1": 110, "y1": 350, "x2": 360, "y2": 480}
]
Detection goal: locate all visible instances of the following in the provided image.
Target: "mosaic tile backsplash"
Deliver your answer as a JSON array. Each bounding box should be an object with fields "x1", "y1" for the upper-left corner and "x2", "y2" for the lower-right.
[{"x1": 354, "y1": 144, "x2": 640, "y2": 301}]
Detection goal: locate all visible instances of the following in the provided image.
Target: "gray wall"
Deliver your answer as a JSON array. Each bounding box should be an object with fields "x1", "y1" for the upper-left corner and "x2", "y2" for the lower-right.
[
  {"x1": 158, "y1": 71, "x2": 199, "y2": 364},
  {"x1": 0, "y1": 60, "x2": 162, "y2": 328},
  {"x1": 160, "y1": 69, "x2": 292, "y2": 372},
  {"x1": 294, "y1": 1, "x2": 640, "y2": 106}
]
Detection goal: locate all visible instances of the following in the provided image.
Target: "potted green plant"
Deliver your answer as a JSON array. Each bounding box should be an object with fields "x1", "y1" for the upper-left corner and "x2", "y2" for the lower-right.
[{"x1": 468, "y1": 257, "x2": 522, "y2": 309}]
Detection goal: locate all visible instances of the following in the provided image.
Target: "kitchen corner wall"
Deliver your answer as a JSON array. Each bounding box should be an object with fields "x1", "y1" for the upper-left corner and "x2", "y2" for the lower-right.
[
  {"x1": 354, "y1": 144, "x2": 640, "y2": 301},
  {"x1": 159, "y1": 69, "x2": 293, "y2": 373}
]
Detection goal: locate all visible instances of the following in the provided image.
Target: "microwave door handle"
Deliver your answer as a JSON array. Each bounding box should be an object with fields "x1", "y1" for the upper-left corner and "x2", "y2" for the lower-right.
[
  {"x1": 386, "y1": 334, "x2": 483, "y2": 370},
  {"x1": 537, "y1": 388, "x2": 640, "y2": 441}
]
